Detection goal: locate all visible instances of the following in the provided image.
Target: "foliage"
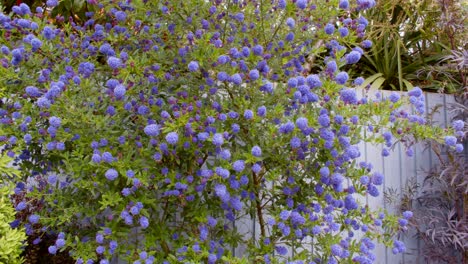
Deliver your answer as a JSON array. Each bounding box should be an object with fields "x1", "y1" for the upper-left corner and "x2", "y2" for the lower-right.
[
  {"x1": 356, "y1": 0, "x2": 467, "y2": 93},
  {"x1": 0, "y1": 0, "x2": 465, "y2": 263},
  {"x1": 0, "y1": 155, "x2": 26, "y2": 264}
]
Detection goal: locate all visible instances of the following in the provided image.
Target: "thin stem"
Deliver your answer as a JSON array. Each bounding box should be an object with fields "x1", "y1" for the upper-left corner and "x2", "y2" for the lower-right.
[{"x1": 252, "y1": 171, "x2": 266, "y2": 238}]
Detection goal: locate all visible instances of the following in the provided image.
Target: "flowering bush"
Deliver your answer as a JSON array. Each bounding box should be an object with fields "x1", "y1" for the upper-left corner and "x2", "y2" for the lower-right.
[{"x1": 0, "y1": 0, "x2": 465, "y2": 263}]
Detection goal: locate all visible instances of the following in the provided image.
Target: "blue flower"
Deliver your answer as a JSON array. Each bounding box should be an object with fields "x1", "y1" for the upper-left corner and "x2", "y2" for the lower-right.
[
  {"x1": 166, "y1": 132, "x2": 179, "y2": 145},
  {"x1": 335, "y1": 72, "x2": 349, "y2": 84},
  {"x1": 114, "y1": 85, "x2": 126, "y2": 99},
  {"x1": 48, "y1": 245, "x2": 57, "y2": 254},
  {"x1": 339, "y1": 27, "x2": 349, "y2": 37},
  {"x1": 251, "y1": 146, "x2": 262, "y2": 157},
  {"x1": 99, "y1": 43, "x2": 115, "y2": 56},
  {"x1": 37, "y1": 97, "x2": 51, "y2": 109},
  {"x1": 320, "y1": 167, "x2": 330, "y2": 177},
  {"x1": 295, "y1": 117, "x2": 308, "y2": 130},
  {"x1": 346, "y1": 51, "x2": 361, "y2": 64},
  {"x1": 220, "y1": 149, "x2": 231, "y2": 160},
  {"x1": 339, "y1": 0, "x2": 349, "y2": 9},
  {"x1": 188, "y1": 61, "x2": 199, "y2": 72},
  {"x1": 278, "y1": 0, "x2": 286, "y2": 8},
  {"x1": 325, "y1": 23, "x2": 335, "y2": 34},
  {"x1": 288, "y1": 77, "x2": 298, "y2": 88},
  {"x1": 25, "y1": 86, "x2": 41, "y2": 97},
  {"x1": 389, "y1": 92, "x2": 400, "y2": 103},
  {"x1": 306, "y1": 74, "x2": 322, "y2": 88},
  {"x1": 279, "y1": 121, "x2": 295, "y2": 134},
  {"x1": 408, "y1": 87, "x2": 422, "y2": 97},
  {"x1": 354, "y1": 77, "x2": 365, "y2": 86},
  {"x1": 42, "y1": 26, "x2": 56, "y2": 40},
  {"x1": 455, "y1": 144, "x2": 464, "y2": 153},
  {"x1": 96, "y1": 245, "x2": 105, "y2": 254},
  {"x1": 290, "y1": 211, "x2": 305, "y2": 225},
  {"x1": 144, "y1": 124, "x2": 160, "y2": 137},
  {"x1": 361, "y1": 40, "x2": 372, "y2": 48},
  {"x1": 230, "y1": 73, "x2": 242, "y2": 85},
  {"x1": 105, "y1": 169, "x2": 118, "y2": 181},
  {"x1": 215, "y1": 167, "x2": 230, "y2": 179},
  {"x1": 96, "y1": 234, "x2": 104, "y2": 244},
  {"x1": 249, "y1": 69, "x2": 260, "y2": 80},
  {"x1": 78, "y1": 62, "x2": 95, "y2": 77},
  {"x1": 114, "y1": 11, "x2": 127, "y2": 22},
  {"x1": 318, "y1": 114, "x2": 330, "y2": 127},
  {"x1": 340, "y1": 89, "x2": 358, "y2": 104},
  {"x1": 232, "y1": 160, "x2": 245, "y2": 172},
  {"x1": 212, "y1": 133, "x2": 224, "y2": 146},
  {"x1": 275, "y1": 246, "x2": 288, "y2": 255},
  {"x1": 215, "y1": 184, "x2": 229, "y2": 202},
  {"x1": 31, "y1": 38, "x2": 42, "y2": 51},
  {"x1": 56, "y1": 238, "x2": 66, "y2": 248},
  {"x1": 326, "y1": 60, "x2": 337, "y2": 73},
  {"x1": 107, "y1": 56, "x2": 122, "y2": 69},
  {"x1": 286, "y1": 17, "x2": 295, "y2": 28},
  {"x1": 452, "y1": 120, "x2": 464, "y2": 131},
  {"x1": 46, "y1": 0, "x2": 58, "y2": 7},
  {"x1": 48, "y1": 174, "x2": 58, "y2": 185},
  {"x1": 296, "y1": 0, "x2": 308, "y2": 9},
  {"x1": 217, "y1": 71, "x2": 229, "y2": 81},
  {"x1": 331, "y1": 244, "x2": 342, "y2": 256},
  {"x1": 285, "y1": 32, "x2": 295, "y2": 42},
  {"x1": 29, "y1": 214, "x2": 40, "y2": 224},
  {"x1": 290, "y1": 137, "x2": 301, "y2": 148},
  {"x1": 16, "y1": 201, "x2": 27, "y2": 211},
  {"x1": 140, "y1": 216, "x2": 149, "y2": 229},
  {"x1": 252, "y1": 45, "x2": 263, "y2": 55},
  {"x1": 371, "y1": 172, "x2": 384, "y2": 185},
  {"x1": 392, "y1": 240, "x2": 406, "y2": 254},
  {"x1": 49, "y1": 116, "x2": 61, "y2": 128},
  {"x1": 381, "y1": 148, "x2": 390, "y2": 157},
  {"x1": 402, "y1": 211, "x2": 413, "y2": 219},
  {"x1": 344, "y1": 195, "x2": 358, "y2": 210},
  {"x1": 257, "y1": 106, "x2": 266, "y2": 117},
  {"x1": 444, "y1": 136, "x2": 457, "y2": 146},
  {"x1": 244, "y1": 109, "x2": 253, "y2": 119}
]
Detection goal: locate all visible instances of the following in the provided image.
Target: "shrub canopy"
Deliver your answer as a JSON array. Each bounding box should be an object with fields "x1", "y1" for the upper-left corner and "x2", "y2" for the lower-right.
[{"x1": 0, "y1": 0, "x2": 464, "y2": 263}]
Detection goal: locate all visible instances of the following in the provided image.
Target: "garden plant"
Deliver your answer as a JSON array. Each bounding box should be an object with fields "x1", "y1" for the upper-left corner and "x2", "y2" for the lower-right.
[{"x1": 0, "y1": 0, "x2": 465, "y2": 263}]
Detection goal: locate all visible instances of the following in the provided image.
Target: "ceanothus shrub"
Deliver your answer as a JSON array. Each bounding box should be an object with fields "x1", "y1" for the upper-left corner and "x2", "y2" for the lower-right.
[{"x1": 0, "y1": 0, "x2": 464, "y2": 263}]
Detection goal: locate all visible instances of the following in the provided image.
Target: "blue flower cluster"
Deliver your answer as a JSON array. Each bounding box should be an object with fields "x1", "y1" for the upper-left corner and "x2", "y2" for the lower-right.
[{"x1": 0, "y1": 0, "x2": 461, "y2": 263}]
